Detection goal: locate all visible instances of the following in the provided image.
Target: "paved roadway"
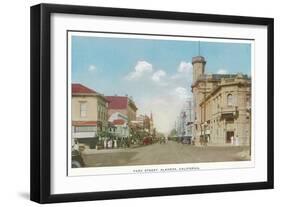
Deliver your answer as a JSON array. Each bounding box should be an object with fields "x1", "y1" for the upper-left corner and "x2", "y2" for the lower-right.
[{"x1": 81, "y1": 141, "x2": 250, "y2": 167}]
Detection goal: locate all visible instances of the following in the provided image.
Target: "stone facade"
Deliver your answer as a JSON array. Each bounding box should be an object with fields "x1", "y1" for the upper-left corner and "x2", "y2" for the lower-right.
[{"x1": 191, "y1": 56, "x2": 251, "y2": 146}]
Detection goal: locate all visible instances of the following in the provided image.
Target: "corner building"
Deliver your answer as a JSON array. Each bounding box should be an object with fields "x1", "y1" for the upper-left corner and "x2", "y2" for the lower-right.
[{"x1": 191, "y1": 56, "x2": 251, "y2": 146}]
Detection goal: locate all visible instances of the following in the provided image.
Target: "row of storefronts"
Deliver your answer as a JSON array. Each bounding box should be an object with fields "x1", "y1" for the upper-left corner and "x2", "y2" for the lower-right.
[{"x1": 71, "y1": 83, "x2": 155, "y2": 149}]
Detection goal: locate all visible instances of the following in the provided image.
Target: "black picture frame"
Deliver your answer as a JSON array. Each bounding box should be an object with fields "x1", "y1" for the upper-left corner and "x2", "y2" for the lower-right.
[{"x1": 30, "y1": 3, "x2": 274, "y2": 204}]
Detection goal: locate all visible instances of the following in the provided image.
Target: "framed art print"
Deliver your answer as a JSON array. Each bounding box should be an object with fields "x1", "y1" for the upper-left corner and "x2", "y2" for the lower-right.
[{"x1": 30, "y1": 3, "x2": 274, "y2": 203}]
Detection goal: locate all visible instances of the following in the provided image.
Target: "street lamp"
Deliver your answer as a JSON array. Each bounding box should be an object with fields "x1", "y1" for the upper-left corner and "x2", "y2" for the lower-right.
[{"x1": 203, "y1": 121, "x2": 208, "y2": 145}]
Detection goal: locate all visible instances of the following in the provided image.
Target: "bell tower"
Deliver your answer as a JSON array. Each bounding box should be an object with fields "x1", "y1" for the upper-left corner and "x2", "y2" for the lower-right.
[{"x1": 192, "y1": 56, "x2": 206, "y2": 82}]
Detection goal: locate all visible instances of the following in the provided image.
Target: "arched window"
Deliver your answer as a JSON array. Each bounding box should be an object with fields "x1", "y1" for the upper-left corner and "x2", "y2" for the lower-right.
[{"x1": 227, "y1": 94, "x2": 233, "y2": 106}]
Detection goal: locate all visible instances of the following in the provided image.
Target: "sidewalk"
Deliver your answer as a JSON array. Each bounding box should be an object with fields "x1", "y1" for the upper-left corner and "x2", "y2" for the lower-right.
[
  {"x1": 82, "y1": 143, "x2": 154, "y2": 154},
  {"x1": 82, "y1": 148, "x2": 131, "y2": 154},
  {"x1": 194, "y1": 143, "x2": 249, "y2": 147}
]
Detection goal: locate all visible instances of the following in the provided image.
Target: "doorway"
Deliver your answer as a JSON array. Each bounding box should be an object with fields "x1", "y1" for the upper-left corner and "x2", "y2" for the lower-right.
[{"x1": 226, "y1": 131, "x2": 234, "y2": 143}]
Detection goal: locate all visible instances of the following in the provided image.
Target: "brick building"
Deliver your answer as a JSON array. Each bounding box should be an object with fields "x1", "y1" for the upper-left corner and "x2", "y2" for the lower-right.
[{"x1": 106, "y1": 96, "x2": 138, "y2": 122}]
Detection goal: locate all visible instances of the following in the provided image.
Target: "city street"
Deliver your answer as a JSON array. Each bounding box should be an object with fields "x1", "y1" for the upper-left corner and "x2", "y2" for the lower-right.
[{"x1": 81, "y1": 141, "x2": 250, "y2": 167}]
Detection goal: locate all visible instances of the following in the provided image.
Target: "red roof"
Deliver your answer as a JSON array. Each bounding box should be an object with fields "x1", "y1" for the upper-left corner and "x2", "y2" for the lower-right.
[
  {"x1": 112, "y1": 119, "x2": 126, "y2": 125},
  {"x1": 72, "y1": 121, "x2": 97, "y2": 126},
  {"x1": 106, "y1": 96, "x2": 128, "y2": 109},
  {"x1": 72, "y1": 83, "x2": 96, "y2": 94}
]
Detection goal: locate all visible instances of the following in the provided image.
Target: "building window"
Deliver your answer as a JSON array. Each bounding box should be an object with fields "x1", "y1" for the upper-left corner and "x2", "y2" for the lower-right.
[
  {"x1": 80, "y1": 102, "x2": 87, "y2": 117},
  {"x1": 227, "y1": 94, "x2": 233, "y2": 106}
]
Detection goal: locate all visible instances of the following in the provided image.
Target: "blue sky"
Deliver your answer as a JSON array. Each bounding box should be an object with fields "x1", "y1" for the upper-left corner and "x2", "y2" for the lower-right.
[{"x1": 71, "y1": 34, "x2": 251, "y2": 133}]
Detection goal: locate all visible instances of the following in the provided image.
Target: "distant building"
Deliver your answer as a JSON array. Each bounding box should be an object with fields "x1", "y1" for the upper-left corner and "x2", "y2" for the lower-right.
[
  {"x1": 176, "y1": 99, "x2": 193, "y2": 143},
  {"x1": 149, "y1": 112, "x2": 155, "y2": 136},
  {"x1": 108, "y1": 112, "x2": 128, "y2": 122},
  {"x1": 184, "y1": 99, "x2": 194, "y2": 138},
  {"x1": 106, "y1": 96, "x2": 138, "y2": 122},
  {"x1": 130, "y1": 113, "x2": 155, "y2": 143},
  {"x1": 72, "y1": 84, "x2": 108, "y2": 144},
  {"x1": 108, "y1": 112, "x2": 129, "y2": 138},
  {"x1": 110, "y1": 119, "x2": 129, "y2": 138},
  {"x1": 135, "y1": 114, "x2": 153, "y2": 134},
  {"x1": 191, "y1": 56, "x2": 251, "y2": 146},
  {"x1": 137, "y1": 114, "x2": 153, "y2": 135}
]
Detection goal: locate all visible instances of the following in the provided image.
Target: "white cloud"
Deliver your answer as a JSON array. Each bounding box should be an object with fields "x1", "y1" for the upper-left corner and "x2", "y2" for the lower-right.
[
  {"x1": 138, "y1": 87, "x2": 191, "y2": 134},
  {"x1": 217, "y1": 69, "x2": 227, "y2": 74},
  {"x1": 124, "y1": 60, "x2": 193, "y2": 134},
  {"x1": 178, "y1": 61, "x2": 192, "y2": 73},
  {"x1": 125, "y1": 61, "x2": 153, "y2": 80},
  {"x1": 88, "y1": 64, "x2": 96, "y2": 72},
  {"x1": 152, "y1": 70, "x2": 166, "y2": 82},
  {"x1": 175, "y1": 87, "x2": 189, "y2": 100},
  {"x1": 138, "y1": 94, "x2": 181, "y2": 134},
  {"x1": 171, "y1": 61, "x2": 192, "y2": 80}
]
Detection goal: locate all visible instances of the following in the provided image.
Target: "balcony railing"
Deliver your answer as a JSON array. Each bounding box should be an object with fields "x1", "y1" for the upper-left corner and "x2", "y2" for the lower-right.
[
  {"x1": 73, "y1": 131, "x2": 96, "y2": 138},
  {"x1": 220, "y1": 106, "x2": 238, "y2": 117}
]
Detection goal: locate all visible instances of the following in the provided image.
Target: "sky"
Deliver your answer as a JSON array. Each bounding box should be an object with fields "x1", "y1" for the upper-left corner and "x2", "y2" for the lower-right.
[{"x1": 71, "y1": 34, "x2": 251, "y2": 134}]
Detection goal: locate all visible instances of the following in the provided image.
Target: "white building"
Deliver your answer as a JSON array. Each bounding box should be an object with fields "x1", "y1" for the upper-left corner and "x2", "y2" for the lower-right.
[
  {"x1": 111, "y1": 119, "x2": 129, "y2": 138},
  {"x1": 176, "y1": 98, "x2": 193, "y2": 140},
  {"x1": 108, "y1": 112, "x2": 128, "y2": 122},
  {"x1": 108, "y1": 112, "x2": 129, "y2": 138}
]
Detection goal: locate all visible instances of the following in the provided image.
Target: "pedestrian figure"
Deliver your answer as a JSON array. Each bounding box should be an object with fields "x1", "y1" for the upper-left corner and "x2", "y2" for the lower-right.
[
  {"x1": 205, "y1": 135, "x2": 209, "y2": 146},
  {"x1": 72, "y1": 139, "x2": 79, "y2": 151},
  {"x1": 108, "y1": 139, "x2": 113, "y2": 149},
  {"x1": 230, "y1": 136, "x2": 234, "y2": 145},
  {"x1": 114, "y1": 139, "x2": 117, "y2": 148},
  {"x1": 235, "y1": 135, "x2": 239, "y2": 146},
  {"x1": 103, "y1": 138, "x2": 107, "y2": 149},
  {"x1": 203, "y1": 136, "x2": 206, "y2": 146},
  {"x1": 191, "y1": 137, "x2": 195, "y2": 145}
]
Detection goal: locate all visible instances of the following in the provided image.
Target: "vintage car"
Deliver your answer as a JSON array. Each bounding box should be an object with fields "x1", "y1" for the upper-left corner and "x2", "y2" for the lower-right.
[
  {"x1": 181, "y1": 136, "x2": 192, "y2": 144},
  {"x1": 72, "y1": 149, "x2": 85, "y2": 168},
  {"x1": 142, "y1": 136, "x2": 152, "y2": 145}
]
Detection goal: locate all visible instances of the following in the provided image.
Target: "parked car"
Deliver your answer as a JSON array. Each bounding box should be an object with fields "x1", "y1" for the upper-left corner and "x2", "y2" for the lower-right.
[
  {"x1": 181, "y1": 136, "x2": 192, "y2": 144},
  {"x1": 72, "y1": 149, "x2": 85, "y2": 168},
  {"x1": 142, "y1": 136, "x2": 152, "y2": 145}
]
